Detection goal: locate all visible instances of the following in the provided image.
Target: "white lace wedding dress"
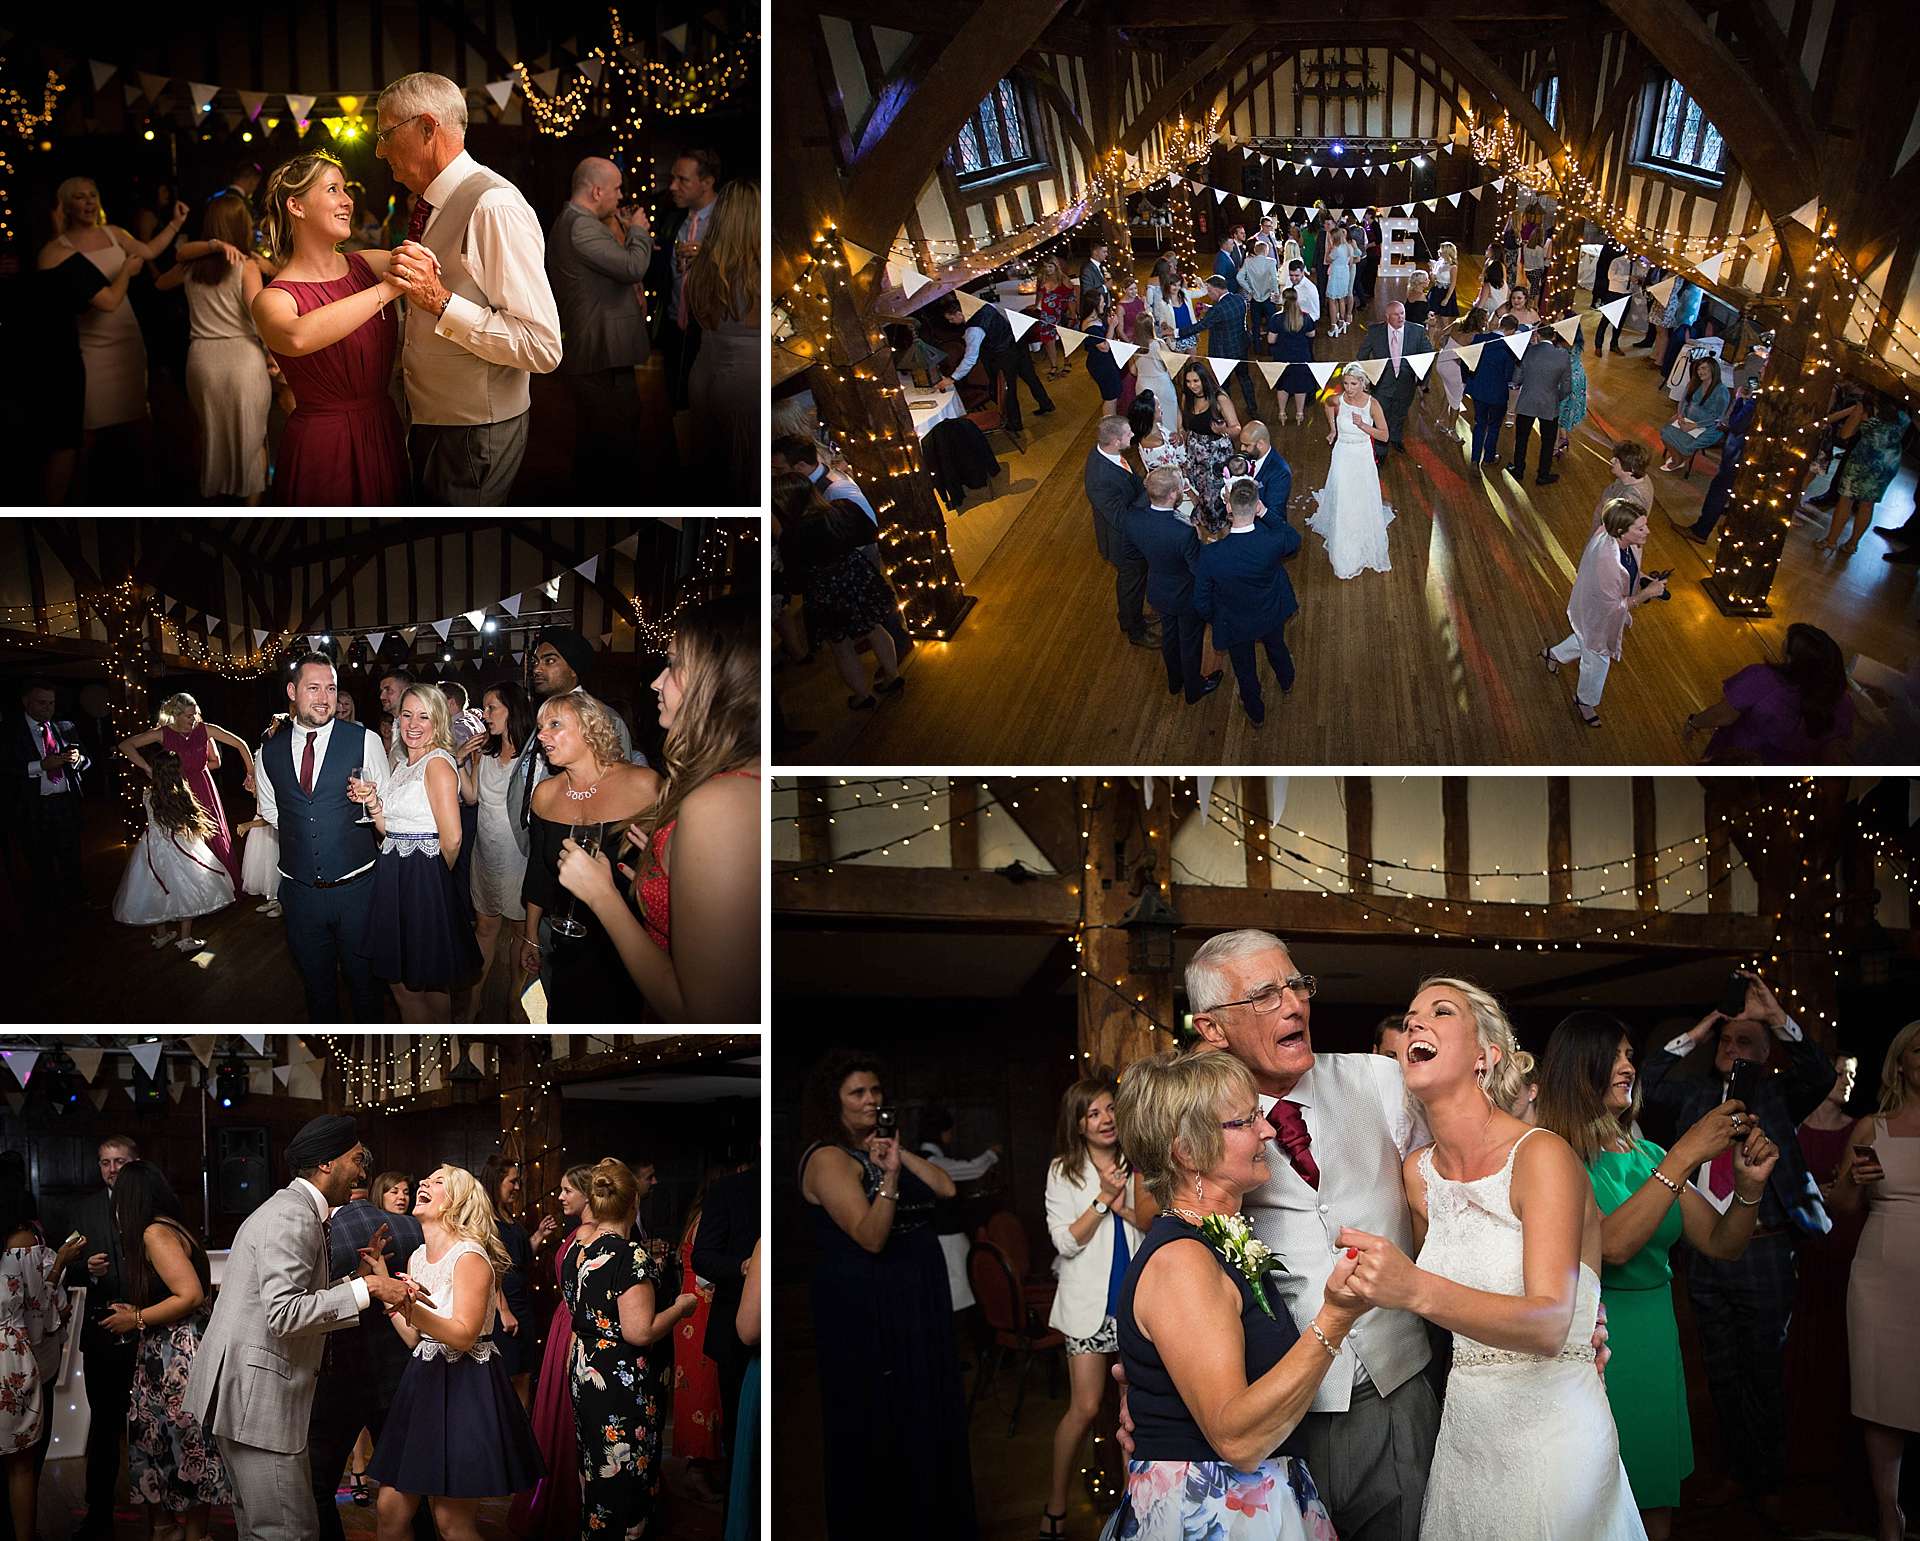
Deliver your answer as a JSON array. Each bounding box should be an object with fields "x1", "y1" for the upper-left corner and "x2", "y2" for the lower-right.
[
  {"x1": 1415, "y1": 1128, "x2": 1646, "y2": 1540},
  {"x1": 1307, "y1": 399, "x2": 1394, "y2": 578}
]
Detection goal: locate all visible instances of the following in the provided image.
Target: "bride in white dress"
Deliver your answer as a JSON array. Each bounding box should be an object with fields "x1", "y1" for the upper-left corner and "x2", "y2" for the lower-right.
[
  {"x1": 1308, "y1": 364, "x2": 1395, "y2": 579},
  {"x1": 1339, "y1": 978, "x2": 1645, "y2": 1541}
]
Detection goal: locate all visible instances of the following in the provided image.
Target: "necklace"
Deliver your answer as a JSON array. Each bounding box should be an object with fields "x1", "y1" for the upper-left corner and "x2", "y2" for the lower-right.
[
  {"x1": 1164, "y1": 1205, "x2": 1214, "y2": 1227},
  {"x1": 562, "y1": 769, "x2": 601, "y2": 801}
]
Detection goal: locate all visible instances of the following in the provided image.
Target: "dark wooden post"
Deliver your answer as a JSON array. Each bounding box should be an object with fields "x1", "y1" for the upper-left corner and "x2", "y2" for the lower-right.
[{"x1": 1077, "y1": 778, "x2": 1169, "y2": 1074}]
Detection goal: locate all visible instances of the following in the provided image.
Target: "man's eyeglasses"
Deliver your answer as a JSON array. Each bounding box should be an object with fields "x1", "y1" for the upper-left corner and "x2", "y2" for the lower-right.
[
  {"x1": 1205, "y1": 976, "x2": 1317, "y2": 1014},
  {"x1": 375, "y1": 114, "x2": 425, "y2": 148}
]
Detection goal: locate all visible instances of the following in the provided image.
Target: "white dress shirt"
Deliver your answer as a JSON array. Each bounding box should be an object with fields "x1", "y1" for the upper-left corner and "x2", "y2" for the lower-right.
[
  {"x1": 418, "y1": 150, "x2": 563, "y2": 376},
  {"x1": 23, "y1": 713, "x2": 83, "y2": 796},
  {"x1": 1660, "y1": 1014, "x2": 1804, "y2": 1213},
  {"x1": 1285, "y1": 275, "x2": 1321, "y2": 324},
  {"x1": 253, "y1": 717, "x2": 391, "y2": 883},
  {"x1": 1098, "y1": 448, "x2": 1131, "y2": 473},
  {"x1": 292, "y1": 1177, "x2": 372, "y2": 1312}
]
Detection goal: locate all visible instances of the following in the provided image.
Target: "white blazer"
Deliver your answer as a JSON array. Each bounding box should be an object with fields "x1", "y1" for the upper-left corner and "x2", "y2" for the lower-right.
[{"x1": 1044, "y1": 1157, "x2": 1145, "y2": 1339}]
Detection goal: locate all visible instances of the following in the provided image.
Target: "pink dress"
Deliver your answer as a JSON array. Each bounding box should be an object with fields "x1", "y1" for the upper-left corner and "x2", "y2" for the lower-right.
[
  {"x1": 509, "y1": 1229, "x2": 584, "y2": 1539},
  {"x1": 265, "y1": 251, "x2": 409, "y2": 505},
  {"x1": 161, "y1": 723, "x2": 239, "y2": 887}
]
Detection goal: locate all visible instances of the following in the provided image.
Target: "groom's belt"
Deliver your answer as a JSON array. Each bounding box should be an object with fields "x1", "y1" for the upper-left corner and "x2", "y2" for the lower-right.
[{"x1": 295, "y1": 868, "x2": 372, "y2": 890}]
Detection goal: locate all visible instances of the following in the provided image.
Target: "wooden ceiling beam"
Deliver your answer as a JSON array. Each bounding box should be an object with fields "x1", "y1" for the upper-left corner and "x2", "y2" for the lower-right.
[
  {"x1": 1417, "y1": 21, "x2": 1569, "y2": 166},
  {"x1": 1124, "y1": 25, "x2": 1258, "y2": 154},
  {"x1": 805, "y1": 0, "x2": 1091, "y2": 52}
]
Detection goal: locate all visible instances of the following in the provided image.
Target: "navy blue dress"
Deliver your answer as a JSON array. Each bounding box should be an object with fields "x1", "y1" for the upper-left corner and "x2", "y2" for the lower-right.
[
  {"x1": 489, "y1": 1218, "x2": 535, "y2": 1376},
  {"x1": 1085, "y1": 320, "x2": 1124, "y2": 400},
  {"x1": 1267, "y1": 323, "x2": 1318, "y2": 397}
]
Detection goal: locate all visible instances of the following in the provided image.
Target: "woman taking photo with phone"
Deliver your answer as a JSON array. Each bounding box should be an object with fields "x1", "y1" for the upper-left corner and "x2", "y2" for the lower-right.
[
  {"x1": 1829, "y1": 1019, "x2": 1920, "y2": 1541},
  {"x1": 798, "y1": 1051, "x2": 972, "y2": 1539},
  {"x1": 1039, "y1": 1073, "x2": 1156, "y2": 1541}
]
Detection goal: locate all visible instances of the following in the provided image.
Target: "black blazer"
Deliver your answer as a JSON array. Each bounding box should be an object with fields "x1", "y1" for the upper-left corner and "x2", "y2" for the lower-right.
[
  {"x1": 691, "y1": 1167, "x2": 758, "y2": 1369},
  {"x1": 5, "y1": 712, "x2": 89, "y2": 810},
  {"x1": 1193, "y1": 520, "x2": 1302, "y2": 647},
  {"x1": 1084, "y1": 449, "x2": 1142, "y2": 530},
  {"x1": 1639, "y1": 1030, "x2": 1834, "y2": 1237},
  {"x1": 60, "y1": 1184, "x2": 127, "y2": 1350},
  {"x1": 1117, "y1": 501, "x2": 1202, "y2": 616},
  {"x1": 321, "y1": 1197, "x2": 427, "y2": 1405}
]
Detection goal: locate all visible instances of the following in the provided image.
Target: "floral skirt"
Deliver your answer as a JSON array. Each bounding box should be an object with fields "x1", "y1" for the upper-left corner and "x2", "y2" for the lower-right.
[
  {"x1": 129, "y1": 1315, "x2": 231, "y2": 1512},
  {"x1": 1101, "y1": 1457, "x2": 1337, "y2": 1541},
  {"x1": 1065, "y1": 1315, "x2": 1119, "y2": 1357}
]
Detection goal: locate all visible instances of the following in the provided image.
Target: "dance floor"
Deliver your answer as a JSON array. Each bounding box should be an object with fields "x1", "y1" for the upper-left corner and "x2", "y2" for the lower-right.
[{"x1": 779, "y1": 271, "x2": 1919, "y2": 764}]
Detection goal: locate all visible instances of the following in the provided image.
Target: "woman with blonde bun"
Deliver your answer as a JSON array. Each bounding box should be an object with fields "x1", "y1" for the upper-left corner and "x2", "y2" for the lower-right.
[
  {"x1": 251, "y1": 150, "x2": 423, "y2": 503},
  {"x1": 362, "y1": 1165, "x2": 544, "y2": 1540}
]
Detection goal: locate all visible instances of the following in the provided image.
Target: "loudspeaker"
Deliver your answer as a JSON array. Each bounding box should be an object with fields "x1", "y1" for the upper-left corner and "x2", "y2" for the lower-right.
[{"x1": 215, "y1": 1126, "x2": 269, "y2": 1217}]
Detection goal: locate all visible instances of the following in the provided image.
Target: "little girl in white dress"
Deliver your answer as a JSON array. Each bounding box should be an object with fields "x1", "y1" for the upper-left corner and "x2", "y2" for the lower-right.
[
  {"x1": 112, "y1": 750, "x2": 235, "y2": 952},
  {"x1": 236, "y1": 816, "x2": 282, "y2": 917}
]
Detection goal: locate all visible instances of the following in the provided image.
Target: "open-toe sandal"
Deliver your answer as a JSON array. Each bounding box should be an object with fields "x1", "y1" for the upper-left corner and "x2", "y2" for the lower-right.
[{"x1": 1538, "y1": 647, "x2": 1559, "y2": 676}]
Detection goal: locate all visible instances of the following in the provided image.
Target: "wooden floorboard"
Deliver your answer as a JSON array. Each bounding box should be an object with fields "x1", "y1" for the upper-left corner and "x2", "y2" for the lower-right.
[{"x1": 781, "y1": 272, "x2": 1919, "y2": 766}]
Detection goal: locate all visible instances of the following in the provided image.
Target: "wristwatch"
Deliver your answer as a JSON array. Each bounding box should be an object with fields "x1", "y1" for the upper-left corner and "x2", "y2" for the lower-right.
[{"x1": 1092, "y1": 1199, "x2": 1111, "y2": 1216}]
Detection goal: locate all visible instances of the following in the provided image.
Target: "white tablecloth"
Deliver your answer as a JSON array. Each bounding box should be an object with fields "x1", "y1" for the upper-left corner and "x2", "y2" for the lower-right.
[
  {"x1": 1578, "y1": 242, "x2": 1600, "y2": 294},
  {"x1": 907, "y1": 387, "x2": 964, "y2": 440}
]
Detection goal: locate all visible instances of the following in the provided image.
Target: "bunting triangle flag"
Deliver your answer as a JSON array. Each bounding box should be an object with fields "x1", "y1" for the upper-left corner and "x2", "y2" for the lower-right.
[
  {"x1": 542, "y1": 576, "x2": 561, "y2": 601},
  {"x1": 1446, "y1": 191, "x2": 1461, "y2": 207},
  {"x1": 500, "y1": 593, "x2": 523, "y2": 619},
  {"x1": 430, "y1": 617, "x2": 454, "y2": 641},
  {"x1": 182, "y1": 608, "x2": 198, "y2": 626},
  {"x1": 139, "y1": 72, "x2": 171, "y2": 104},
  {"x1": 69, "y1": 1047, "x2": 105, "y2": 1083},
  {"x1": 892, "y1": 262, "x2": 931, "y2": 299},
  {"x1": 286, "y1": 93, "x2": 315, "y2": 121},
  {"x1": 190, "y1": 82, "x2": 219, "y2": 112},
  {"x1": 1356, "y1": 356, "x2": 1387, "y2": 384},
  {"x1": 88, "y1": 1088, "x2": 109, "y2": 1111},
  {"x1": 575, "y1": 554, "x2": 600, "y2": 585},
  {"x1": 1107, "y1": 340, "x2": 1140, "y2": 372},
  {"x1": 1306, "y1": 360, "x2": 1340, "y2": 387},
  {"x1": 513, "y1": 651, "x2": 525, "y2": 665},
  {"x1": 1550, "y1": 314, "x2": 1583, "y2": 344},
  {"x1": 238, "y1": 90, "x2": 267, "y2": 121},
  {"x1": 321, "y1": 115, "x2": 346, "y2": 139},
  {"x1": 253, "y1": 628, "x2": 268, "y2": 647},
  {"x1": 1256, "y1": 361, "x2": 1287, "y2": 387},
  {"x1": 842, "y1": 238, "x2": 878, "y2": 275},
  {"x1": 1598, "y1": 295, "x2": 1630, "y2": 329},
  {"x1": 168, "y1": 1081, "x2": 185, "y2": 1104},
  {"x1": 127, "y1": 1040, "x2": 164, "y2": 1077},
  {"x1": 533, "y1": 69, "x2": 562, "y2": 96},
  {"x1": 263, "y1": 115, "x2": 280, "y2": 131},
  {"x1": 89, "y1": 59, "x2": 115, "y2": 90},
  {"x1": 462, "y1": 609, "x2": 487, "y2": 634},
  {"x1": 1, "y1": 1049, "x2": 42, "y2": 1087},
  {"x1": 1407, "y1": 350, "x2": 1436, "y2": 380},
  {"x1": 1056, "y1": 325, "x2": 1088, "y2": 357},
  {"x1": 1215, "y1": 187, "x2": 1230, "y2": 203},
  {"x1": 662, "y1": 23, "x2": 690, "y2": 52},
  {"x1": 1693, "y1": 251, "x2": 1727, "y2": 286},
  {"x1": 124, "y1": 82, "x2": 144, "y2": 106},
  {"x1": 486, "y1": 79, "x2": 515, "y2": 109},
  {"x1": 1503, "y1": 328, "x2": 1533, "y2": 360},
  {"x1": 336, "y1": 94, "x2": 361, "y2": 116},
  {"x1": 1465, "y1": 185, "x2": 1483, "y2": 200},
  {"x1": 1492, "y1": 177, "x2": 1506, "y2": 191},
  {"x1": 187, "y1": 1036, "x2": 217, "y2": 1068},
  {"x1": 1646, "y1": 274, "x2": 1676, "y2": 308},
  {"x1": 954, "y1": 290, "x2": 987, "y2": 319},
  {"x1": 366, "y1": 630, "x2": 386, "y2": 654},
  {"x1": 1259, "y1": 200, "x2": 1273, "y2": 215},
  {"x1": 274, "y1": 1064, "x2": 293, "y2": 1088},
  {"x1": 1455, "y1": 340, "x2": 1486, "y2": 369},
  {"x1": 1344, "y1": 166, "x2": 1356, "y2": 178},
  {"x1": 308, "y1": 634, "x2": 326, "y2": 654},
  {"x1": 612, "y1": 533, "x2": 640, "y2": 559},
  {"x1": 239, "y1": 1033, "x2": 268, "y2": 1056},
  {"x1": 1787, "y1": 195, "x2": 1820, "y2": 231},
  {"x1": 1205, "y1": 355, "x2": 1238, "y2": 385},
  {"x1": 1422, "y1": 198, "x2": 1438, "y2": 211},
  {"x1": 580, "y1": 59, "x2": 602, "y2": 84},
  {"x1": 1002, "y1": 306, "x2": 1038, "y2": 340}
]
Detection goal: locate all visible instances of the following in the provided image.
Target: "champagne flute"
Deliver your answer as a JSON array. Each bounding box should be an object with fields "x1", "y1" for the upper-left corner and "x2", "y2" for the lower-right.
[
  {"x1": 550, "y1": 822, "x2": 604, "y2": 940},
  {"x1": 349, "y1": 767, "x2": 375, "y2": 824}
]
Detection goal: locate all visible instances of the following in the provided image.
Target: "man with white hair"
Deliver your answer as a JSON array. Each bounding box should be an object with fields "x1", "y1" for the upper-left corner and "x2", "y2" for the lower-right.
[
  {"x1": 1185, "y1": 928, "x2": 1440, "y2": 1540},
  {"x1": 376, "y1": 71, "x2": 562, "y2": 503},
  {"x1": 547, "y1": 154, "x2": 653, "y2": 500}
]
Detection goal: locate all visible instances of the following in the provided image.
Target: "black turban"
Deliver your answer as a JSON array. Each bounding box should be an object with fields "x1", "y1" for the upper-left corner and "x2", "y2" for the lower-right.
[
  {"x1": 534, "y1": 626, "x2": 595, "y2": 683},
  {"x1": 284, "y1": 1115, "x2": 360, "y2": 1171}
]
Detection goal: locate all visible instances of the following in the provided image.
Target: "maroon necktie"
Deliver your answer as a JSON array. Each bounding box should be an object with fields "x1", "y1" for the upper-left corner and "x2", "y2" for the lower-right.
[
  {"x1": 41, "y1": 721, "x2": 64, "y2": 785},
  {"x1": 1709, "y1": 1149, "x2": 1735, "y2": 1200},
  {"x1": 1269, "y1": 1099, "x2": 1321, "y2": 1189},
  {"x1": 300, "y1": 731, "x2": 316, "y2": 797},
  {"x1": 406, "y1": 197, "x2": 433, "y2": 243}
]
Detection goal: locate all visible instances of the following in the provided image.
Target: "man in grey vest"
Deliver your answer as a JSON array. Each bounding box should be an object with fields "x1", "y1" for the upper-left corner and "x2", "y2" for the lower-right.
[
  {"x1": 547, "y1": 156, "x2": 652, "y2": 501},
  {"x1": 1187, "y1": 929, "x2": 1440, "y2": 1541},
  {"x1": 376, "y1": 71, "x2": 563, "y2": 504}
]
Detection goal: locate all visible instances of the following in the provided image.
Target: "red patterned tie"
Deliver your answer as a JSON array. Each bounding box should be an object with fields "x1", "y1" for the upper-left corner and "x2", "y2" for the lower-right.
[
  {"x1": 406, "y1": 196, "x2": 433, "y2": 243},
  {"x1": 1269, "y1": 1099, "x2": 1321, "y2": 1189},
  {"x1": 300, "y1": 731, "x2": 316, "y2": 797},
  {"x1": 42, "y1": 721, "x2": 64, "y2": 785}
]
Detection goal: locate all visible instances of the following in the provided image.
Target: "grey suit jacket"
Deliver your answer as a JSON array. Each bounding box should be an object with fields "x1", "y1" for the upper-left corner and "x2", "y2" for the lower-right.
[
  {"x1": 183, "y1": 1184, "x2": 363, "y2": 1454},
  {"x1": 1514, "y1": 343, "x2": 1572, "y2": 419},
  {"x1": 1356, "y1": 324, "x2": 1420, "y2": 408},
  {"x1": 546, "y1": 202, "x2": 654, "y2": 376}
]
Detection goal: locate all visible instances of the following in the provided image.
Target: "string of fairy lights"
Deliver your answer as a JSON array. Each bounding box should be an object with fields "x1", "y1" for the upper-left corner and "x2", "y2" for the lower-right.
[
  {"x1": 780, "y1": 776, "x2": 1896, "y2": 1040},
  {"x1": 0, "y1": 59, "x2": 64, "y2": 244}
]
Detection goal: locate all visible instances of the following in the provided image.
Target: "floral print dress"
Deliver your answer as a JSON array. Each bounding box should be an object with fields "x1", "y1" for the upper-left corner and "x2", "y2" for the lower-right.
[
  {"x1": 0, "y1": 1242, "x2": 66, "y2": 1455},
  {"x1": 130, "y1": 1298, "x2": 230, "y2": 1510},
  {"x1": 565, "y1": 1234, "x2": 665, "y2": 1538}
]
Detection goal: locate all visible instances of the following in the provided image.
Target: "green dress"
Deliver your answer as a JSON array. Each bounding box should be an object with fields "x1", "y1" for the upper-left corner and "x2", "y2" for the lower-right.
[{"x1": 1588, "y1": 1138, "x2": 1692, "y2": 1510}]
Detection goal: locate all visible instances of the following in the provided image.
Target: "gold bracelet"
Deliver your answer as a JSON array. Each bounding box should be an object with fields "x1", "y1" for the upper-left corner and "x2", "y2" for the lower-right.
[
  {"x1": 1734, "y1": 1192, "x2": 1761, "y2": 1207},
  {"x1": 134, "y1": 1307, "x2": 143, "y2": 1331},
  {"x1": 1648, "y1": 1168, "x2": 1680, "y2": 1196}
]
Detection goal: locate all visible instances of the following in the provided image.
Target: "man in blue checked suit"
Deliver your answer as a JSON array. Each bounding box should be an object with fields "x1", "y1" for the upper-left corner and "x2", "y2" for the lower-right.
[
  {"x1": 1177, "y1": 276, "x2": 1259, "y2": 419},
  {"x1": 1194, "y1": 478, "x2": 1301, "y2": 727}
]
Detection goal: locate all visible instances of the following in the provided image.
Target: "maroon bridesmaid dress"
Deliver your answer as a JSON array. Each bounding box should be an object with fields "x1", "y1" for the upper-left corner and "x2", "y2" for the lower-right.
[
  {"x1": 161, "y1": 723, "x2": 240, "y2": 888},
  {"x1": 266, "y1": 250, "x2": 410, "y2": 505},
  {"x1": 508, "y1": 1229, "x2": 583, "y2": 1538}
]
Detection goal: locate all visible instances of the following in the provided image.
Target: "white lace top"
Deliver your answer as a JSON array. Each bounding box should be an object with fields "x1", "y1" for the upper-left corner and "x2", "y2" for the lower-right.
[
  {"x1": 380, "y1": 747, "x2": 457, "y2": 854},
  {"x1": 402, "y1": 1238, "x2": 497, "y2": 1361},
  {"x1": 1415, "y1": 1126, "x2": 1601, "y2": 1369}
]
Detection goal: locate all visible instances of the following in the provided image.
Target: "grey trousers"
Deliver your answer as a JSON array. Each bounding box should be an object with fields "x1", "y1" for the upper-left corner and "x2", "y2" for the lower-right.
[
  {"x1": 410, "y1": 410, "x2": 530, "y2": 505},
  {"x1": 1296, "y1": 1373, "x2": 1440, "y2": 1541},
  {"x1": 218, "y1": 1434, "x2": 318, "y2": 1541}
]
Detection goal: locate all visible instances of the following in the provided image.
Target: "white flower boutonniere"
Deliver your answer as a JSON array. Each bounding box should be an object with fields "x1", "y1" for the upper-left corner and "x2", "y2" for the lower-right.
[{"x1": 1199, "y1": 1212, "x2": 1278, "y2": 1318}]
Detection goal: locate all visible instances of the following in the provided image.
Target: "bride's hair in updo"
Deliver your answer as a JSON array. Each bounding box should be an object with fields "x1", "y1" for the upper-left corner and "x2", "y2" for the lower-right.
[
  {"x1": 1418, "y1": 975, "x2": 1531, "y2": 1113},
  {"x1": 263, "y1": 151, "x2": 346, "y2": 264},
  {"x1": 1341, "y1": 363, "x2": 1369, "y2": 386}
]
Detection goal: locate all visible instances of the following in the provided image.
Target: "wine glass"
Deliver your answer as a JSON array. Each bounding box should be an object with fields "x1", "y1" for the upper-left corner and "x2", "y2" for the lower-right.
[
  {"x1": 349, "y1": 768, "x2": 375, "y2": 824},
  {"x1": 550, "y1": 822, "x2": 604, "y2": 940}
]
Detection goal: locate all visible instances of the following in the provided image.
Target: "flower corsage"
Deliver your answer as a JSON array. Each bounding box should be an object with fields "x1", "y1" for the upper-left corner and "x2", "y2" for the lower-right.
[{"x1": 1198, "y1": 1213, "x2": 1277, "y2": 1318}]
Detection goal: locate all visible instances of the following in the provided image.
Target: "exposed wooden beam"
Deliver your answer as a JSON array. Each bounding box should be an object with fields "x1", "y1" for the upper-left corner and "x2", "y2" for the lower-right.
[
  {"x1": 1442, "y1": 778, "x2": 1471, "y2": 902},
  {"x1": 1548, "y1": 777, "x2": 1574, "y2": 906},
  {"x1": 1022, "y1": 53, "x2": 1099, "y2": 171},
  {"x1": 1502, "y1": 947, "x2": 1732, "y2": 1003},
  {"x1": 1632, "y1": 777, "x2": 1658, "y2": 913},
  {"x1": 1346, "y1": 776, "x2": 1374, "y2": 894},
  {"x1": 1125, "y1": 26, "x2": 1257, "y2": 154},
  {"x1": 949, "y1": 781, "x2": 980, "y2": 869},
  {"x1": 986, "y1": 778, "x2": 1084, "y2": 878},
  {"x1": 1417, "y1": 21, "x2": 1569, "y2": 167}
]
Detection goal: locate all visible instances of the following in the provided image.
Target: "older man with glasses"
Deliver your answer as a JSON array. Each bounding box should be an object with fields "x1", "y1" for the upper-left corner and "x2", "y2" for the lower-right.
[{"x1": 1184, "y1": 928, "x2": 1441, "y2": 1541}]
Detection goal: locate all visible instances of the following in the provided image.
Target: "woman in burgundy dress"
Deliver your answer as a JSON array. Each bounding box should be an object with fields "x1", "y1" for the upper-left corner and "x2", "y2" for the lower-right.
[
  {"x1": 115, "y1": 694, "x2": 256, "y2": 888},
  {"x1": 251, "y1": 151, "x2": 420, "y2": 504},
  {"x1": 509, "y1": 1163, "x2": 593, "y2": 1539}
]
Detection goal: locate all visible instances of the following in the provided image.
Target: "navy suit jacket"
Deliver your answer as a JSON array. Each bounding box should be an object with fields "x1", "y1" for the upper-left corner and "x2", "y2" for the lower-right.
[
  {"x1": 1464, "y1": 331, "x2": 1519, "y2": 403},
  {"x1": 1639, "y1": 1029, "x2": 1834, "y2": 1237},
  {"x1": 1213, "y1": 246, "x2": 1240, "y2": 286},
  {"x1": 1177, "y1": 292, "x2": 1249, "y2": 358},
  {"x1": 1117, "y1": 502, "x2": 1202, "y2": 616},
  {"x1": 1249, "y1": 450, "x2": 1293, "y2": 522},
  {"x1": 1193, "y1": 519, "x2": 1301, "y2": 647},
  {"x1": 322, "y1": 1198, "x2": 427, "y2": 1404}
]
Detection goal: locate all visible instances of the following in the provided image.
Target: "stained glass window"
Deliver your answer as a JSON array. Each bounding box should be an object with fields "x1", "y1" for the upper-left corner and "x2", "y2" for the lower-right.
[
  {"x1": 947, "y1": 78, "x2": 1042, "y2": 184},
  {"x1": 1642, "y1": 77, "x2": 1726, "y2": 178}
]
